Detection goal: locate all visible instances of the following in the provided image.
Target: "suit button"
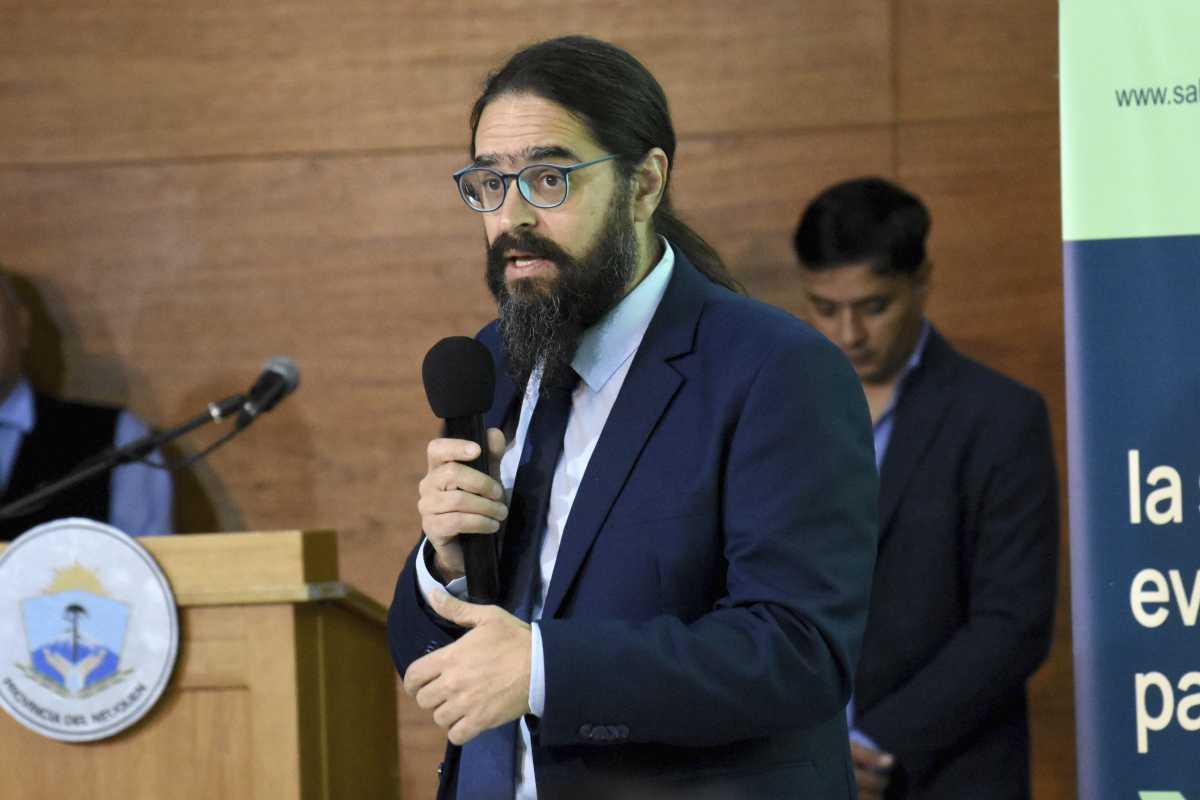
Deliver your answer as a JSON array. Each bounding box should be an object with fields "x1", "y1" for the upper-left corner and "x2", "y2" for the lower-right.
[
  {"x1": 424, "y1": 640, "x2": 438, "y2": 654},
  {"x1": 579, "y1": 724, "x2": 593, "y2": 739}
]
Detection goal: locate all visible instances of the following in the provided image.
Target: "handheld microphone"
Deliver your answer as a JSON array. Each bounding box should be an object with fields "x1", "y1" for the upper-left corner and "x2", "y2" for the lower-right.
[
  {"x1": 421, "y1": 336, "x2": 500, "y2": 604},
  {"x1": 236, "y1": 356, "x2": 301, "y2": 429}
]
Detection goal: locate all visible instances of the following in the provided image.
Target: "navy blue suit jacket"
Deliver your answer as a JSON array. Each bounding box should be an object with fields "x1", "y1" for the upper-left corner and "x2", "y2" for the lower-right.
[
  {"x1": 854, "y1": 329, "x2": 1058, "y2": 799},
  {"x1": 389, "y1": 252, "x2": 879, "y2": 798}
]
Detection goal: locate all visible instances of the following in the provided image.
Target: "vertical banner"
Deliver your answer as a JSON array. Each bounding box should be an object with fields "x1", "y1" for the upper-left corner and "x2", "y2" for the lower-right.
[{"x1": 1061, "y1": 2, "x2": 1200, "y2": 799}]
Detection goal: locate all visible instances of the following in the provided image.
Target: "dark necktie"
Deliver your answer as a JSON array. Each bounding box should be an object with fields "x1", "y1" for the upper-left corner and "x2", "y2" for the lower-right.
[{"x1": 456, "y1": 371, "x2": 577, "y2": 800}]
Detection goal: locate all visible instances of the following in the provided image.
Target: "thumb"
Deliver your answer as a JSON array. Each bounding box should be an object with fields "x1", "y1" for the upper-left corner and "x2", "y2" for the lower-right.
[
  {"x1": 486, "y1": 427, "x2": 507, "y2": 481},
  {"x1": 429, "y1": 588, "x2": 485, "y2": 628}
]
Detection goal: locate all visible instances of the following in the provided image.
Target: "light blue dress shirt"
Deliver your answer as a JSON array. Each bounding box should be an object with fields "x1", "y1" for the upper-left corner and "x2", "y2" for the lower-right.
[
  {"x1": 416, "y1": 240, "x2": 675, "y2": 799},
  {"x1": 0, "y1": 378, "x2": 174, "y2": 536}
]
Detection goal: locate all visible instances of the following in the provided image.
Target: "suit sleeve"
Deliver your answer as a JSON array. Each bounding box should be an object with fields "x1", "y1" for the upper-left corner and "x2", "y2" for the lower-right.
[
  {"x1": 856, "y1": 395, "x2": 1059, "y2": 779},
  {"x1": 536, "y1": 333, "x2": 879, "y2": 747},
  {"x1": 387, "y1": 542, "x2": 468, "y2": 677}
]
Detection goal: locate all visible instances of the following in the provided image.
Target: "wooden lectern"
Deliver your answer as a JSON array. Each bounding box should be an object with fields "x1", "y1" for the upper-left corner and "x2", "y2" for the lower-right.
[{"x1": 0, "y1": 531, "x2": 399, "y2": 800}]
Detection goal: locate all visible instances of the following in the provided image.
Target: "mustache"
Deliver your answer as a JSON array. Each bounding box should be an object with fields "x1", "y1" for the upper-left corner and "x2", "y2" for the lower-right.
[{"x1": 487, "y1": 231, "x2": 574, "y2": 270}]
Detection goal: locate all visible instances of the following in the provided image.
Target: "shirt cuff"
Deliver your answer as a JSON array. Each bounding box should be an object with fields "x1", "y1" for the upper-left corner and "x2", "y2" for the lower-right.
[
  {"x1": 850, "y1": 727, "x2": 883, "y2": 751},
  {"x1": 415, "y1": 538, "x2": 468, "y2": 604},
  {"x1": 529, "y1": 621, "x2": 545, "y2": 718}
]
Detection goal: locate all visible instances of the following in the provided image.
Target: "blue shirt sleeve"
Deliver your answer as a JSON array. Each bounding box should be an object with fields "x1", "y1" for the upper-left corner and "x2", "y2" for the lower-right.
[
  {"x1": 109, "y1": 410, "x2": 174, "y2": 535},
  {"x1": 415, "y1": 537, "x2": 469, "y2": 599},
  {"x1": 0, "y1": 425, "x2": 21, "y2": 492},
  {"x1": 530, "y1": 622, "x2": 545, "y2": 717},
  {"x1": 851, "y1": 726, "x2": 884, "y2": 751}
]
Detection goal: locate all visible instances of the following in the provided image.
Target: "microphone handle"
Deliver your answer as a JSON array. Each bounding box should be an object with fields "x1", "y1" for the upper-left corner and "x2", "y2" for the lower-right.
[{"x1": 444, "y1": 414, "x2": 501, "y2": 604}]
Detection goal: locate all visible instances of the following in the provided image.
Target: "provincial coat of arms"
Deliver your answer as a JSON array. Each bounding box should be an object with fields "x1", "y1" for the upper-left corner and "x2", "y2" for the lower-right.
[
  {"x1": 0, "y1": 518, "x2": 178, "y2": 742},
  {"x1": 17, "y1": 564, "x2": 131, "y2": 697}
]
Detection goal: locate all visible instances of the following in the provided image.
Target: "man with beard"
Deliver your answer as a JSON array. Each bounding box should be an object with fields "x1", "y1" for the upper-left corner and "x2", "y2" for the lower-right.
[
  {"x1": 388, "y1": 37, "x2": 878, "y2": 799},
  {"x1": 793, "y1": 177, "x2": 1058, "y2": 800}
]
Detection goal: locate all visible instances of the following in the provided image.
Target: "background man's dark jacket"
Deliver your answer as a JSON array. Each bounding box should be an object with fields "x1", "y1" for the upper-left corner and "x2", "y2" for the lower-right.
[{"x1": 855, "y1": 328, "x2": 1058, "y2": 800}]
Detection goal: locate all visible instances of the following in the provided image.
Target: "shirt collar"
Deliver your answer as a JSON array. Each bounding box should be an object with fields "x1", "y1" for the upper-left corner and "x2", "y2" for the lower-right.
[
  {"x1": 570, "y1": 237, "x2": 675, "y2": 393},
  {"x1": 906, "y1": 320, "x2": 931, "y2": 374},
  {"x1": 874, "y1": 320, "x2": 931, "y2": 428},
  {"x1": 0, "y1": 377, "x2": 36, "y2": 434}
]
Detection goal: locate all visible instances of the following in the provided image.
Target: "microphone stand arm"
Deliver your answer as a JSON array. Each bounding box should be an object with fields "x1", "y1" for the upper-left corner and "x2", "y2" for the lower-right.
[{"x1": 0, "y1": 394, "x2": 245, "y2": 521}]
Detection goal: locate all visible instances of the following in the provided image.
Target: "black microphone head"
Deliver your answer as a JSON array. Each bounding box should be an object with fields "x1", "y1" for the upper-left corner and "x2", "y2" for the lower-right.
[
  {"x1": 422, "y1": 337, "x2": 495, "y2": 419},
  {"x1": 263, "y1": 356, "x2": 301, "y2": 394},
  {"x1": 234, "y1": 356, "x2": 302, "y2": 429}
]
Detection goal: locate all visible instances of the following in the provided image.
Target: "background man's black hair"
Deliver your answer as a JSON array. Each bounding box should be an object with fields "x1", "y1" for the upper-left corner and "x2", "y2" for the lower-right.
[
  {"x1": 794, "y1": 176, "x2": 931, "y2": 276},
  {"x1": 470, "y1": 35, "x2": 741, "y2": 293}
]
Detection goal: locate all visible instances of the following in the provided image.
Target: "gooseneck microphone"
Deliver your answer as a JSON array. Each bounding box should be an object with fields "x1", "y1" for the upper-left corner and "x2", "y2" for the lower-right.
[
  {"x1": 236, "y1": 356, "x2": 301, "y2": 429},
  {"x1": 421, "y1": 336, "x2": 500, "y2": 604},
  {"x1": 0, "y1": 357, "x2": 302, "y2": 521}
]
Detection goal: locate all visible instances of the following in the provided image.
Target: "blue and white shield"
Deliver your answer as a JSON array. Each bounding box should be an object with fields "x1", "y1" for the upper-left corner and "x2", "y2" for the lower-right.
[{"x1": 20, "y1": 590, "x2": 128, "y2": 695}]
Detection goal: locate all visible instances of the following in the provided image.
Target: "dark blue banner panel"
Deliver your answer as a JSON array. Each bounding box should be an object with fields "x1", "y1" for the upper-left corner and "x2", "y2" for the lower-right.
[{"x1": 1065, "y1": 235, "x2": 1200, "y2": 800}]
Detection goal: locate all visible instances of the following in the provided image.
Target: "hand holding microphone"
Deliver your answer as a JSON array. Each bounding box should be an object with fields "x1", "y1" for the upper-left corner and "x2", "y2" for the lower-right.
[{"x1": 419, "y1": 337, "x2": 506, "y2": 603}]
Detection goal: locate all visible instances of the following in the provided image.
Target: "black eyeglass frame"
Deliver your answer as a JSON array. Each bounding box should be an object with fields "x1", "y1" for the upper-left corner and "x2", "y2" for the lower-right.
[{"x1": 451, "y1": 154, "x2": 620, "y2": 213}]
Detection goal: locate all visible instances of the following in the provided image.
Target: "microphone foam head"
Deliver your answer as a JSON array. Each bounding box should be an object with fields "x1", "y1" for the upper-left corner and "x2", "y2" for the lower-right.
[{"x1": 422, "y1": 337, "x2": 495, "y2": 419}]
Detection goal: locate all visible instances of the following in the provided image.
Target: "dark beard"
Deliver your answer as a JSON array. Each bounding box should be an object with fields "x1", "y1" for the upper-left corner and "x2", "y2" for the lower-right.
[{"x1": 485, "y1": 186, "x2": 639, "y2": 389}]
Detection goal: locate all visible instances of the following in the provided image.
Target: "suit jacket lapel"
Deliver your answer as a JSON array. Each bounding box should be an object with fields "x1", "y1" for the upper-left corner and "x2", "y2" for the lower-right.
[
  {"x1": 540, "y1": 255, "x2": 707, "y2": 619},
  {"x1": 877, "y1": 328, "x2": 958, "y2": 536}
]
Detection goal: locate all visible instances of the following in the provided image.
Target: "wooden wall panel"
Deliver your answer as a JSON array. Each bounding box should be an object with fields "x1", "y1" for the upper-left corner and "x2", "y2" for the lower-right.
[
  {"x1": 0, "y1": 126, "x2": 901, "y2": 800},
  {"x1": 0, "y1": 0, "x2": 890, "y2": 165},
  {"x1": 0, "y1": 126, "x2": 899, "y2": 603},
  {"x1": 897, "y1": 0, "x2": 1059, "y2": 120},
  {"x1": 0, "y1": 1, "x2": 1074, "y2": 797},
  {"x1": 672, "y1": 127, "x2": 896, "y2": 306},
  {"x1": 0, "y1": 149, "x2": 487, "y2": 601},
  {"x1": 897, "y1": 114, "x2": 1062, "y2": 385}
]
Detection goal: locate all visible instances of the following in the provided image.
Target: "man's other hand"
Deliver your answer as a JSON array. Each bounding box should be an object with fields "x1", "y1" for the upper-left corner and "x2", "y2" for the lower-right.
[
  {"x1": 851, "y1": 739, "x2": 895, "y2": 800},
  {"x1": 404, "y1": 590, "x2": 533, "y2": 745}
]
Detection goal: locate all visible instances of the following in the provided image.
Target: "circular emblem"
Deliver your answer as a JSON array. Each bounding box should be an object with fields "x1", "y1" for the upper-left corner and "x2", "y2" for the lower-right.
[{"x1": 0, "y1": 518, "x2": 179, "y2": 742}]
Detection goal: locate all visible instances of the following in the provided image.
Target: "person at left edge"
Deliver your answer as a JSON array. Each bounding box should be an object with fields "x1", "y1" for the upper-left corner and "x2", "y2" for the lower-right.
[
  {"x1": 0, "y1": 271, "x2": 173, "y2": 541},
  {"x1": 388, "y1": 36, "x2": 878, "y2": 799}
]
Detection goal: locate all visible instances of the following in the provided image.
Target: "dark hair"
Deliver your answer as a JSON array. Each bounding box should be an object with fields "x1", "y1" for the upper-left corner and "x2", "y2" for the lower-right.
[
  {"x1": 793, "y1": 177, "x2": 930, "y2": 276},
  {"x1": 470, "y1": 36, "x2": 741, "y2": 293}
]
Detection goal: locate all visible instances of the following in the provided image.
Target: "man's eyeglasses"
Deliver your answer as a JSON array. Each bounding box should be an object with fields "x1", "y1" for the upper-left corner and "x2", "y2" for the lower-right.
[{"x1": 452, "y1": 154, "x2": 618, "y2": 213}]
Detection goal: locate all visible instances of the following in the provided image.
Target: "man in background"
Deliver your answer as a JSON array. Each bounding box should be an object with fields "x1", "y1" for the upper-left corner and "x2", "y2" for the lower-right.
[
  {"x1": 793, "y1": 177, "x2": 1058, "y2": 800},
  {"x1": 389, "y1": 36, "x2": 878, "y2": 799},
  {"x1": 0, "y1": 271, "x2": 173, "y2": 540}
]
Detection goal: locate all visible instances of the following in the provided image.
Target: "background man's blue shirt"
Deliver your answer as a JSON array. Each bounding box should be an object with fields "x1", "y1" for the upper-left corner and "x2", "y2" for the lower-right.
[{"x1": 0, "y1": 378, "x2": 174, "y2": 535}]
